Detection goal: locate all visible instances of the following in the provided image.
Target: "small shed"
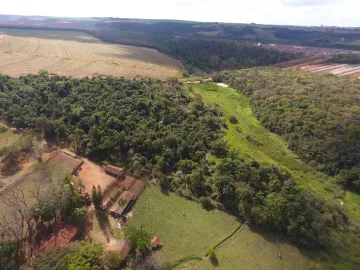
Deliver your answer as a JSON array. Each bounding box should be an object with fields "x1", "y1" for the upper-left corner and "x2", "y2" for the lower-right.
[
  {"x1": 151, "y1": 237, "x2": 161, "y2": 248},
  {"x1": 109, "y1": 191, "x2": 135, "y2": 217},
  {"x1": 105, "y1": 165, "x2": 124, "y2": 178}
]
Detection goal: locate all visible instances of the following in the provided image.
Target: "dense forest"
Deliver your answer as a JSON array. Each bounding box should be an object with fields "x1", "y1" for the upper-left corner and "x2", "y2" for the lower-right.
[
  {"x1": 327, "y1": 53, "x2": 360, "y2": 64},
  {"x1": 90, "y1": 20, "x2": 360, "y2": 51},
  {"x1": 214, "y1": 69, "x2": 360, "y2": 180},
  {"x1": 88, "y1": 30, "x2": 297, "y2": 74},
  {"x1": 0, "y1": 72, "x2": 359, "y2": 261}
]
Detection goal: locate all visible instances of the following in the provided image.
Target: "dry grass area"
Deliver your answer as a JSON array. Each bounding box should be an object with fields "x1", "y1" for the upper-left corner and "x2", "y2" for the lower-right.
[{"x1": 0, "y1": 28, "x2": 183, "y2": 79}]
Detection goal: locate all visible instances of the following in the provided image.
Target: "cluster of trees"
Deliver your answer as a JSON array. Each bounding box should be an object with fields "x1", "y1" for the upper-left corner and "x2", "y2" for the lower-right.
[
  {"x1": 328, "y1": 53, "x2": 360, "y2": 64},
  {"x1": 91, "y1": 185, "x2": 103, "y2": 209},
  {"x1": 0, "y1": 240, "x2": 16, "y2": 270},
  {"x1": 0, "y1": 135, "x2": 33, "y2": 176},
  {"x1": 214, "y1": 68, "x2": 360, "y2": 177},
  {"x1": 0, "y1": 73, "x2": 223, "y2": 178},
  {"x1": 270, "y1": 27, "x2": 360, "y2": 50},
  {"x1": 88, "y1": 29, "x2": 297, "y2": 74},
  {"x1": 124, "y1": 225, "x2": 152, "y2": 253},
  {"x1": 33, "y1": 241, "x2": 112, "y2": 270},
  {"x1": 157, "y1": 38, "x2": 296, "y2": 74},
  {"x1": 33, "y1": 237, "x2": 166, "y2": 270}
]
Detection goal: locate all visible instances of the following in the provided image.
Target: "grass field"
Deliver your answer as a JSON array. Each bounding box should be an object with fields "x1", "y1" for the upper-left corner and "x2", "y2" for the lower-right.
[
  {"x1": 130, "y1": 186, "x2": 240, "y2": 264},
  {"x1": 130, "y1": 186, "x2": 316, "y2": 269},
  {"x1": 178, "y1": 224, "x2": 315, "y2": 270},
  {"x1": 0, "y1": 28, "x2": 183, "y2": 79}
]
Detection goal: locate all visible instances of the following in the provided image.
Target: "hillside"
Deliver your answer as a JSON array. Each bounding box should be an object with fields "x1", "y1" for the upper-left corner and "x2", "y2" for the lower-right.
[
  {"x1": 0, "y1": 28, "x2": 183, "y2": 79},
  {"x1": 0, "y1": 74, "x2": 360, "y2": 268}
]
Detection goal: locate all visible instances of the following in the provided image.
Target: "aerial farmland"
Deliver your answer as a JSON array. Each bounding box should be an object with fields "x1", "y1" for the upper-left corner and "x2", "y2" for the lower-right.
[{"x1": 0, "y1": 28, "x2": 183, "y2": 79}]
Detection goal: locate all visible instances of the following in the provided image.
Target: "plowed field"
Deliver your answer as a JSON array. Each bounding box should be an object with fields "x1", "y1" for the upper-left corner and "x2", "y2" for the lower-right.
[{"x1": 0, "y1": 28, "x2": 183, "y2": 79}]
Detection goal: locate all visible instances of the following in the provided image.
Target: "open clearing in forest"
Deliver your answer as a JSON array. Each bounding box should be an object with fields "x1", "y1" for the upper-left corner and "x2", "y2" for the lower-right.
[
  {"x1": 191, "y1": 83, "x2": 360, "y2": 246},
  {"x1": 130, "y1": 186, "x2": 315, "y2": 269},
  {"x1": 0, "y1": 28, "x2": 183, "y2": 79},
  {"x1": 77, "y1": 159, "x2": 117, "y2": 193}
]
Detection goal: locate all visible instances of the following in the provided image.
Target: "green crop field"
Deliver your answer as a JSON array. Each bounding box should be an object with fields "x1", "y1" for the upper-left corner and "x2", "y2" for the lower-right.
[{"x1": 0, "y1": 28, "x2": 183, "y2": 79}]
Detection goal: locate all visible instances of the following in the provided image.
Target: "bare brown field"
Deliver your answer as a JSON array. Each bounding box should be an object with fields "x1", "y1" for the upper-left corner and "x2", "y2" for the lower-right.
[
  {"x1": 299, "y1": 64, "x2": 360, "y2": 78},
  {"x1": 0, "y1": 28, "x2": 183, "y2": 79}
]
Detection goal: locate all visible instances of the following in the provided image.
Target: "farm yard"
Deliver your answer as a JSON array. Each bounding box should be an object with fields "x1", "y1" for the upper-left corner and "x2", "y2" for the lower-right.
[
  {"x1": 0, "y1": 28, "x2": 183, "y2": 79},
  {"x1": 129, "y1": 186, "x2": 315, "y2": 269}
]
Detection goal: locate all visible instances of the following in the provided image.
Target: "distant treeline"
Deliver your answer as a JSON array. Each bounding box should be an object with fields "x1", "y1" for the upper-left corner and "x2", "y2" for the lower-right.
[
  {"x1": 88, "y1": 29, "x2": 297, "y2": 74},
  {"x1": 327, "y1": 54, "x2": 360, "y2": 64},
  {"x1": 92, "y1": 20, "x2": 360, "y2": 51}
]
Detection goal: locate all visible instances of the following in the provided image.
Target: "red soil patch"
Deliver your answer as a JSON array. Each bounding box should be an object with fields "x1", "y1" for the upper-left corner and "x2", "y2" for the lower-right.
[{"x1": 77, "y1": 159, "x2": 117, "y2": 193}]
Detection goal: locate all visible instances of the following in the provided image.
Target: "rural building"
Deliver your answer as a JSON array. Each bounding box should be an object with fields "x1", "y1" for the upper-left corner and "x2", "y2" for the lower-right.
[
  {"x1": 105, "y1": 165, "x2": 124, "y2": 178},
  {"x1": 151, "y1": 237, "x2": 161, "y2": 248},
  {"x1": 102, "y1": 188, "x2": 123, "y2": 210},
  {"x1": 109, "y1": 190, "x2": 135, "y2": 217},
  {"x1": 129, "y1": 180, "x2": 146, "y2": 199},
  {"x1": 48, "y1": 151, "x2": 83, "y2": 175},
  {"x1": 32, "y1": 223, "x2": 80, "y2": 257}
]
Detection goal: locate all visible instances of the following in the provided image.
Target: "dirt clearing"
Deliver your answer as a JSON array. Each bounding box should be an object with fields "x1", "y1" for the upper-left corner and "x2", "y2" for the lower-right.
[{"x1": 77, "y1": 159, "x2": 117, "y2": 193}]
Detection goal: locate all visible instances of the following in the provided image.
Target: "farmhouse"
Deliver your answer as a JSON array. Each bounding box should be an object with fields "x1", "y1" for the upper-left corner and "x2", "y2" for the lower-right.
[
  {"x1": 109, "y1": 190, "x2": 135, "y2": 217},
  {"x1": 32, "y1": 223, "x2": 80, "y2": 257},
  {"x1": 105, "y1": 165, "x2": 124, "y2": 178}
]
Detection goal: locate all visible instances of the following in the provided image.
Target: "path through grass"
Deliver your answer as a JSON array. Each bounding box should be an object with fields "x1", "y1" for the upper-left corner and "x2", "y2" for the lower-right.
[{"x1": 177, "y1": 224, "x2": 315, "y2": 270}]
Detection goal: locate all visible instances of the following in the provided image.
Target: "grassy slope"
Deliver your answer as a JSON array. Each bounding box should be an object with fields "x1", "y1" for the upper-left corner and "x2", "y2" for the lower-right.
[
  {"x1": 178, "y1": 224, "x2": 314, "y2": 270},
  {"x1": 129, "y1": 186, "x2": 240, "y2": 264},
  {"x1": 191, "y1": 83, "x2": 360, "y2": 218},
  {"x1": 129, "y1": 186, "x2": 316, "y2": 269},
  {"x1": 190, "y1": 83, "x2": 360, "y2": 261}
]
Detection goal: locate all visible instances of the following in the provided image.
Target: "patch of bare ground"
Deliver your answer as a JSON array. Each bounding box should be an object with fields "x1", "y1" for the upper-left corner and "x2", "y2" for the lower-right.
[{"x1": 77, "y1": 159, "x2": 117, "y2": 193}]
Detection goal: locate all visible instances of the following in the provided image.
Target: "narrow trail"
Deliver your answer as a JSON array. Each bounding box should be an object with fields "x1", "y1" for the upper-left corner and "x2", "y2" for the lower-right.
[{"x1": 170, "y1": 223, "x2": 243, "y2": 269}]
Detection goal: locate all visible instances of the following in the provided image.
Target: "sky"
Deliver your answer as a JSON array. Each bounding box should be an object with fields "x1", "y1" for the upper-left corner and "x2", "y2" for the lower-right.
[{"x1": 1, "y1": 0, "x2": 359, "y2": 27}]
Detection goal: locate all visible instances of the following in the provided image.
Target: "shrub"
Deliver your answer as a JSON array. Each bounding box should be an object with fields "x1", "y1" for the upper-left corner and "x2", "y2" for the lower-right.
[
  {"x1": 0, "y1": 125, "x2": 8, "y2": 133},
  {"x1": 199, "y1": 197, "x2": 213, "y2": 210},
  {"x1": 229, "y1": 115, "x2": 238, "y2": 124}
]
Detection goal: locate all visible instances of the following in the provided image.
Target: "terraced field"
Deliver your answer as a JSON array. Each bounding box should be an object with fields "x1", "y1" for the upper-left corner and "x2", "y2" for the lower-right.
[{"x1": 0, "y1": 28, "x2": 183, "y2": 79}]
